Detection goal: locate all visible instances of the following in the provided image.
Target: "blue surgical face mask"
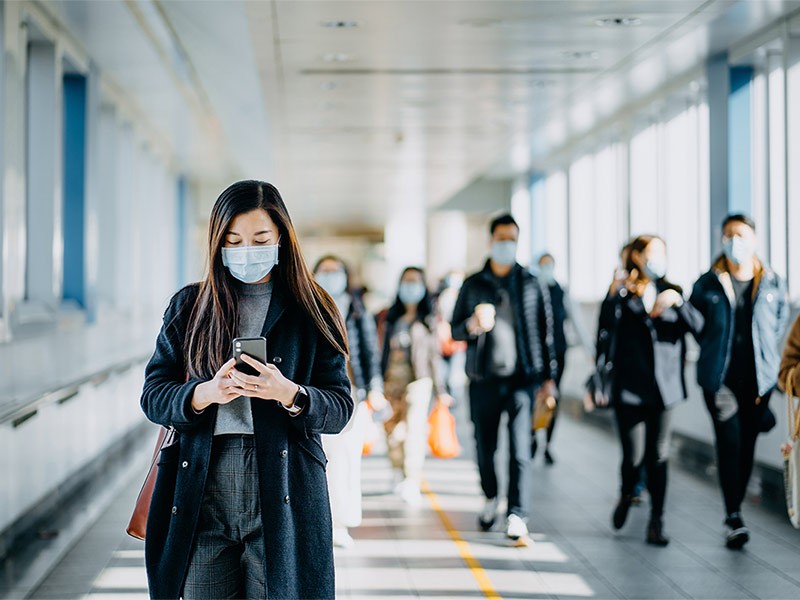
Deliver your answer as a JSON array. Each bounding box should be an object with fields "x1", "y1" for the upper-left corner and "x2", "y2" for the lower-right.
[
  {"x1": 491, "y1": 241, "x2": 517, "y2": 266},
  {"x1": 539, "y1": 263, "x2": 556, "y2": 285},
  {"x1": 723, "y1": 236, "x2": 755, "y2": 266},
  {"x1": 644, "y1": 257, "x2": 667, "y2": 281},
  {"x1": 398, "y1": 281, "x2": 426, "y2": 306},
  {"x1": 445, "y1": 273, "x2": 464, "y2": 289},
  {"x1": 316, "y1": 270, "x2": 348, "y2": 297},
  {"x1": 221, "y1": 244, "x2": 279, "y2": 283}
]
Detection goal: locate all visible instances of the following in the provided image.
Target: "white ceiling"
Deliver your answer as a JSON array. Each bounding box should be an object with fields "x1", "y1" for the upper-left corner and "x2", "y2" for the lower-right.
[{"x1": 50, "y1": 0, "x2": 800, "y2": 232}]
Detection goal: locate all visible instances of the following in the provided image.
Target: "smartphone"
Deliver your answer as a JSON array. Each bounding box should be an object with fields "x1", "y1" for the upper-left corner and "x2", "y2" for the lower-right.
[{"x1": 232, "y1": 337, "x2": 267, "y2": 376}]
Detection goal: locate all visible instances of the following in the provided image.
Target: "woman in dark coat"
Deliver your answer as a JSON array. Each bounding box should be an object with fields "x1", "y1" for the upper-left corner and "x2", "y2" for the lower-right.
[
  {"x1": 140, "y1": 180, "x2": 353, "y2": 599},
  {"x1": 598, "y1": 235, "x2": 703, "y2": 547}
]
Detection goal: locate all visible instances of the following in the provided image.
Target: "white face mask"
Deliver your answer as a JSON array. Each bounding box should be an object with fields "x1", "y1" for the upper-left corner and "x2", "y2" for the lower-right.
[
  {"x1": 398, "y1": 281, "x2": 426, "y2": 306},
  {"x1": 539, "y1": 263, "x2": 555, "y2": 284},
  {"x1": 723, "y1": 236, "x2": 755, "y2": 266},
  {"x1": 316, "y1": 270, "x2": 348, "y2": 297},
  {"x1": 221, "y1": 244, "x2": 279, "y2": 283},
  {"x1": 644, "y1": 257, "x2": 667, "y2": 280},
  {"x1": 491, "y1": 241, "x2": 518, "y2": 266}
]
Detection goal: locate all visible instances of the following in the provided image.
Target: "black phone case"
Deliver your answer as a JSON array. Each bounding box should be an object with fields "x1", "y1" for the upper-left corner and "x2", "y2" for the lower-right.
[{"x1": 233, "y1": 337, "x2": 267, "y2": 376}]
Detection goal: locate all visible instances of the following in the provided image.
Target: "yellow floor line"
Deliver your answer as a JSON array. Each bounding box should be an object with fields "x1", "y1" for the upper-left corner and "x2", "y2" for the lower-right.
[{"x1": 421, "y1": 481, "x2": 502, "y2": 599}]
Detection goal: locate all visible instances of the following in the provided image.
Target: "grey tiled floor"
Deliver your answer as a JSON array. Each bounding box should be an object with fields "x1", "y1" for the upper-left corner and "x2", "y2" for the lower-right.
[{"x1": 29, "y1": 410, "x2": 800, "y2": 599}]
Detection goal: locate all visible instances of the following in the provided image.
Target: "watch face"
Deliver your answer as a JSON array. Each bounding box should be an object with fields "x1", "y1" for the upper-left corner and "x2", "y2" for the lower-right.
[{"x1": 292, "y1": 386, "x2": 308, "y2": 411}]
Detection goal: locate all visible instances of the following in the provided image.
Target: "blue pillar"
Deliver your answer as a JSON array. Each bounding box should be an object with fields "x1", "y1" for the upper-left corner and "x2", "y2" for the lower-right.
[
  {"x1": 728, "y1": 66, "x2": 753, "y2": 215},
  {"x1": 62, "y1": 74, "x2": 87, "y2": 310},
  {"x1": 707, "y1": 54, "x2": 729, "y2": 258}
]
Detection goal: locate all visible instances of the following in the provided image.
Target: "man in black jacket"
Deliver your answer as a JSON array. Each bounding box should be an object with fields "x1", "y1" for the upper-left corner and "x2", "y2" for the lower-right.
[
  {"x1": 690, "y1": 214, "x2": 789, "y2": 549},
  {"x1": 451, "y1": 214, "x2": 557, "y2": 541}
]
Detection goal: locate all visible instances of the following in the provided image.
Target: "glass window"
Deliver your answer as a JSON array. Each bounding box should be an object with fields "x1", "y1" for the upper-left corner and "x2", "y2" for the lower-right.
[
  {"x1": 543, "y1": 171, "x2": 568, "y2": 283},
  {"x1": 768, "y1": 57, "x2": 789, "y2": 281},
  {"x1": 0, "y1": 7, "x2": 4, "y2": 321},
  {"x1": 568, "y1": 155, "x2": 595, "y2": 301},
  {"x1": 663, "y1": 106, "x2": 703, "y2": 289},
  {"x1": 750, "y1": 70, "x2": 769, "y2": 261},
  {"x1": 787, "y1": 52, "x2": 800, "y2": 301},
  {"x1": 25, "y1": 40, "x2": 58, "y2": 310},
  {"x1": 629, "y1": 124, "x2": 660, "y2": 235},
  {"x1": 594, "y1": 143, "x2": 625, "y2": 294}
]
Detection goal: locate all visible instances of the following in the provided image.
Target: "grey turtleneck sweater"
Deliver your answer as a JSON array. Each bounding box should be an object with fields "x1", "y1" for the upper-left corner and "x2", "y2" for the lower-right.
[{"x1": 214, "y1": 279, "x2": 273, "y2": 435}]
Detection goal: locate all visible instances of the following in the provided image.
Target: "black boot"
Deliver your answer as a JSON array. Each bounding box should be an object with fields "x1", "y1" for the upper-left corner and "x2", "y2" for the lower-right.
[
  {"x1": 612, "y1": 495, "x2": 633, "y2": 530},
  {"x1": 646, "y1": 517, "x2": 670, "y2": 546}
]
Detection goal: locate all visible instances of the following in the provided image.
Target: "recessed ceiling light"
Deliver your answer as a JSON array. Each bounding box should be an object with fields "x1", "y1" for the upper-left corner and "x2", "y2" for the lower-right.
[
  {"x1": 322, "y1": 53, "x2": 355, "y2": 63},
  {"x1": 322, "y1": 20, "x2": 359, "y2": 29},
  {"x1": 595, "y1": 17, "x2": 642, "y2": 27},
  {"x1": 561, "y1": 50, "x2": 599, "y2": 61},
  {"x1": 320, "y1": 81, "x2": 338, "y2": 91}
]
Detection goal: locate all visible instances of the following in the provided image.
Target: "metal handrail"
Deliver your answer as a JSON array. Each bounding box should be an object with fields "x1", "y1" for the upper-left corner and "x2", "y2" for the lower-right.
[{"x1": 0, "y1": 353, "x2": 151, "y2": 427}]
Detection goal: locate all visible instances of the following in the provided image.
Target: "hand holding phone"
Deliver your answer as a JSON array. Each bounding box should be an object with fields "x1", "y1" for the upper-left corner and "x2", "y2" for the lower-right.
[{"x1": 233, "y1": 337, "x2": 267, "y2": 376}]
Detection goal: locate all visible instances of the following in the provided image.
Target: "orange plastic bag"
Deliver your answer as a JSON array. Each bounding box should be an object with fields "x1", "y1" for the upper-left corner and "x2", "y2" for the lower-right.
[{"x1": 427, "y1": 403, "x2": 460, "y2": 459}]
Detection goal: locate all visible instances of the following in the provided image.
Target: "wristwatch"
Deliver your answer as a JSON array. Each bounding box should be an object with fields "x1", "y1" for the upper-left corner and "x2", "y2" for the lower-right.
[{"x1": 281, "y1": 385, "x2": 307, "y2": 416}]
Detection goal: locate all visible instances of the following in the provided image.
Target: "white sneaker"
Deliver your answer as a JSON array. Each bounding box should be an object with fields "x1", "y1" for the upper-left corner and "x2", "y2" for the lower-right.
[
  {"x1": 333, "y1": 527, "x2": 355, "y2": 549},
  {"x1": 478, "y1": 497, "x2": 499, "y2": 531},
  {"x1": 506, "y1": 514, "x2": 528, "y2": 540}
]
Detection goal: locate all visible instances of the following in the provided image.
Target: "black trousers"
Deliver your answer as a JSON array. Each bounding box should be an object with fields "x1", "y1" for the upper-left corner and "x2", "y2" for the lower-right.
[
  {"x1": 703, "y1": 387, "x2": 769, "y2": 516},
  {"x1": 469, "y1": 377, "x2": 533, "y2": 519},
  {"x1": 614, "y1": 402, "x2": 672, "y2": 519}
]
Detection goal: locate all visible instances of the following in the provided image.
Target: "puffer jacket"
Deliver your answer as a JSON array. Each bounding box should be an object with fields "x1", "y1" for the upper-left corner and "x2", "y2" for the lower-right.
[
  {"x1": 344, "y1": 293, "x2": 383, "y2": 401},
  {"x1": 451, "y1": 261, "x2": 557, "y2": 384}
]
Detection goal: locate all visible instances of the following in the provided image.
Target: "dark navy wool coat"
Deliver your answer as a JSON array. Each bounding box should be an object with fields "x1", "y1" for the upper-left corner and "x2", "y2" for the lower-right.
[{"x1": 140, "y1": 282, "x2": 353, "y2": 599}]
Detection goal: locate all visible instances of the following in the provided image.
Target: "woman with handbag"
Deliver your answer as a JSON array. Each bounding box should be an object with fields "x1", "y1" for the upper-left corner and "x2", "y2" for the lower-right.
[
  {"x1": 380, "y1": 267, "x2": 453, "y2": 505},
  {"x1": 599, "y1": 235, "x2": 703, "y2": 546},
  {"x1": 139, "y1": 180, "x2": 352, "y2": 599},
  {"x1": 313, "y1": 255, "x2": 388, "y2": 549}
]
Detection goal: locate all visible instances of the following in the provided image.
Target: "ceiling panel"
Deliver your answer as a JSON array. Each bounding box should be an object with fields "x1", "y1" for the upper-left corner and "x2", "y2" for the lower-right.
[{"x1": 49, "y1": 0, "x2": 800, "y2": 232}]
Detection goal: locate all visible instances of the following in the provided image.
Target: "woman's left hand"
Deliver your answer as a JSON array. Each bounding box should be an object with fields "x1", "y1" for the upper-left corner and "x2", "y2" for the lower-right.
[
  {"x1": 651, "y1": 290, "x2": 683, "y2": 317},
  {"x1": 229, "y1": 353, "x2": 298, "y2": 407}
]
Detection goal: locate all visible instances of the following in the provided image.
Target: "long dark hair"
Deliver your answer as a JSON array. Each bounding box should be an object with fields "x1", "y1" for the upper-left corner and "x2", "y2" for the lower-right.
[
  {"x1": 184, "y1": 180, "x2": 348, "y2": 378},
  {"x1": 386, "y1": 266, "x2": 434, "y2": 328}
]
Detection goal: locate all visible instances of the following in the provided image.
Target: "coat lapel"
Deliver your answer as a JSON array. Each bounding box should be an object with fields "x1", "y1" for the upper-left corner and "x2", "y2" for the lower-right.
[{"x1": 260, "y1": 281, "x2": 288, "y2": 339}]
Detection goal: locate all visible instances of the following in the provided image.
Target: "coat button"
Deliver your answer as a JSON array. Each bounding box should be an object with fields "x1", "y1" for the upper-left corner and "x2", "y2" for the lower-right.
[
  {"x1": 284, "y1": 495, "x2": 290, "y2": 504},
  {"x1": 280, "y1": 450, "x2": 288, "y2": 458},
  {"x1": 171, "y1": 506, "x2": 178, "y2": 515},
  {"x1": 182, "y1": 461, "x2": 189, "y2": 468},
  {"x1": 273, "y1": 356, "x2": 282, "y2": 364}
]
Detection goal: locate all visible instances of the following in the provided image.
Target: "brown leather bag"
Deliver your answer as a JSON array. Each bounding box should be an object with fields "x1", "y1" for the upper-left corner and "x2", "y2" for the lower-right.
[{"x1": 126, "y1": 426, "x2": 177, "y2": 540}]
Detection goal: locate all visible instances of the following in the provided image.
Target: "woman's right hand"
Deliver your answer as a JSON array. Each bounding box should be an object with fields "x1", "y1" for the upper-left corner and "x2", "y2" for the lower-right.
[{"x1": 190, "y1": 358, "x2": 240, "y2": 413}]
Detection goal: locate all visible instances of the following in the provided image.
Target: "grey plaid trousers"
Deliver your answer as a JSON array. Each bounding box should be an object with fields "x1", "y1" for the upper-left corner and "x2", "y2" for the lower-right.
[{"x1": 182, "y1": 434, "x2": 267, "y2": 599}]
